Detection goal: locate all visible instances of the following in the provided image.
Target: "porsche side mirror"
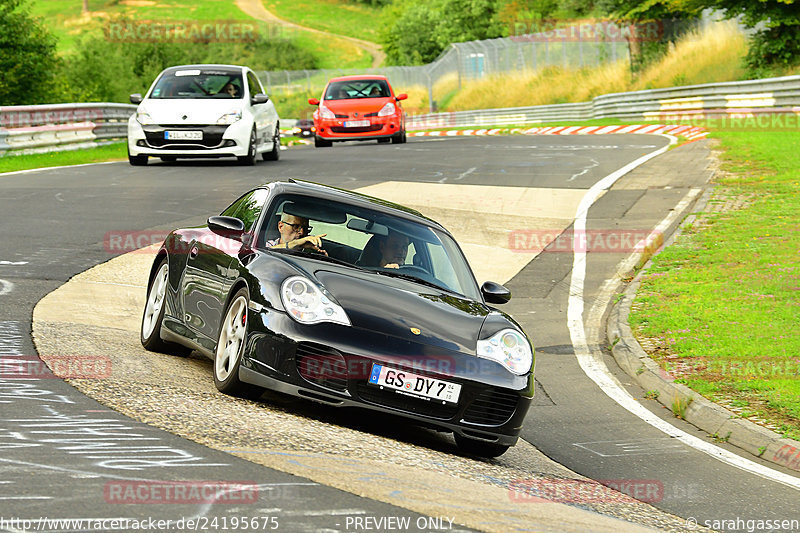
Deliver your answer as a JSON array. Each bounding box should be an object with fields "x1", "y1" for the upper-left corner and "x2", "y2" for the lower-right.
[
  {"x1": 251, "y1": 93, "x2": 269, "y2": 105},
  {"x1": 481, "y1": 281, "x2": 511, "y2": 304},
  {"x1": 208, "y1": 216, "x2": 245, "y2": 238},
  {"x1": 308, "y1": 98, "x2": 320, "y2": 105},
  {"x1": 130, "y1": 93, "x2": 143, "y2": 104},
  {"x1": 396, "y1": 93, "x2": 408, "y2": 101}
]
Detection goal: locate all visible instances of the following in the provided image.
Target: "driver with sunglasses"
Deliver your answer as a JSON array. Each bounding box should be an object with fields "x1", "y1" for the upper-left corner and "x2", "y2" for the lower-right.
[{"x1": 265, "y1": 213, "x2": 327, "y2": 255}]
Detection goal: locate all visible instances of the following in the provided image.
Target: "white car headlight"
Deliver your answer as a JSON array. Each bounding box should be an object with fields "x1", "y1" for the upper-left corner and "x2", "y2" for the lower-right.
[
  {"x1": 136, "y1": 111, "x2": 154, "y2": 125},
  {"x1": 377, "y1": 102, "x2": 396, "y2": 117},
  {"x1": 216, "y1": 110, "x2": 242, "y2": 125},
  {"x1": 318, "y1": 105, "x2": 336, "y2": 119},
  {"x1": 476, "y1": 328, "x2": 533, "y2": 375},
  {"x1": 280, "y1": 276, "x2": 350, "y2": 326}
]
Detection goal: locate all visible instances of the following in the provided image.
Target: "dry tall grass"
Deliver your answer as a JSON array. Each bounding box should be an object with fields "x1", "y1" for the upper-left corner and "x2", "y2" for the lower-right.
[{"x1": 444, "y1": 21, "x2": 750, "y2": 112}]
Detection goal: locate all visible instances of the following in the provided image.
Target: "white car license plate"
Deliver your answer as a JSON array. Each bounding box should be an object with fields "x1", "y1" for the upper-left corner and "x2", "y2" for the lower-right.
[
  {"x1": 165, "y1": 130, "x2": 202, "y2": 140},
  {"x1": 343, "y1": 120, "x2": 370, "y2": 128},
  {"x1": 368, "y1": 364, "x2": 461, "y2": 404}
]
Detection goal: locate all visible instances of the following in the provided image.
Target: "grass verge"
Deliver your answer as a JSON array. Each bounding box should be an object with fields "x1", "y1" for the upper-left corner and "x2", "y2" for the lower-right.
[
  {"x1": 630, "y1": 122, "x2": 800, "y2": 441},
  {"x1": 262, "y1": 0, "x2": 381, "y2": 43},
  {"x1": 0, "y1": 143, "x2": 127, "y2": 174}
]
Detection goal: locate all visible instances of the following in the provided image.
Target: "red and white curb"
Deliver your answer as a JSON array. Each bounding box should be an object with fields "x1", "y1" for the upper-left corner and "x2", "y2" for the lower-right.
[{"x1": 410, "y1": 124, "x2": 708, "y2": 140}]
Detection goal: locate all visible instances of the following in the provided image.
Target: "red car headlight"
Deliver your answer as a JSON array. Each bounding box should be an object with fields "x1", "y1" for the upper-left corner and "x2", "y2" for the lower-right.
[
  {"x1": 319, "y1": 105, "x2": 336, "y2": 119},
  {"x1": 377, "y1": 102, "x2": 396, "y2": 117}
]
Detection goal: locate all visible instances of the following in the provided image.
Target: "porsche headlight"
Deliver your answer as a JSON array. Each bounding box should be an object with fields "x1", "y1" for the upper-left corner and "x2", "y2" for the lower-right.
[
  {"x1": 476, "y1": 329, "x2": 533, "y2": 375},
  {"x1": 318, "y1": 105, "x2": 336, "y2": 119},
  {"x1": 377, "y1": 102, "x2": 396, "y2": 117},
  {"x1": 280, "y1": 276, "x2": 350, "y2": 326},
  {"x1": 216, "y1": 110, "x2": 242, "y2": 125},
  {"x1": 136, "y1": 111, "x2": 154, "y2": 125}
]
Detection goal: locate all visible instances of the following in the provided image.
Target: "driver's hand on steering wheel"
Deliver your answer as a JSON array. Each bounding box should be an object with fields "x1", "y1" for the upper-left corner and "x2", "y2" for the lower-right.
[
  {"x1": 383, "y1": 263, "x2": 400, "y2": 269},
  {"x1": 288, "y1": 234, "x2": 328, "y2": 255}
]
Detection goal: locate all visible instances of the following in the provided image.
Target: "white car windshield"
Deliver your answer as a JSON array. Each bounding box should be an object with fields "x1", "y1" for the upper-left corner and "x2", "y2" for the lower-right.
[
  {"x1": 258, "y1": 194, "x2": 481, "y2": 300},
  {"x1": 150, "y1": 69, "x2": 244, "y2": 99}
]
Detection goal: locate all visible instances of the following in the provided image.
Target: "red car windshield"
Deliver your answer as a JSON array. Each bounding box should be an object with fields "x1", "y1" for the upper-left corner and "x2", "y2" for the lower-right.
[{"x1": 324, "y1": 80, "x2": 390, "y2": 100}]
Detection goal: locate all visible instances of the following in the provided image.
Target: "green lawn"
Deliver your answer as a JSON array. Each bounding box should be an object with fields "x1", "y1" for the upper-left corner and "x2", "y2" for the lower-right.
[
  {"x1": 630, "y1": 123, "x2": 800, "y2": 440},
  {"x1": 29, "y1": 0, "x2": 374, "y2": 69},
  {"x1": 0, "y1": 143, "x2": 127, "y2": 174},
  {"x1": 30, "y1": 0, "x2": 251, "y2": 52},
  {"x1": 263, "y1": 0, "x2": 381, "y2": 43}
]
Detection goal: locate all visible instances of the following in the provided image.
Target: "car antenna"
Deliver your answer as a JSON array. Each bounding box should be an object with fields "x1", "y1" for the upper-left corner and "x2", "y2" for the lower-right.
[{"x1": 288, "y1": 178, "x2": 296, "y2": 183}]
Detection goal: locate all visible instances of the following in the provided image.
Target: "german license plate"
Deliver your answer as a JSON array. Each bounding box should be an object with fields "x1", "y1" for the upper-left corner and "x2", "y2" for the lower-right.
[
  {"x1": 368, "y1": 364, "x2": 461, "y2": 403},
  {"x1": 165, "y1": 130, "x2": 202, "y2": 140},
  {"x1": 343, "y1": 120, "x2": 369, "y2": 128}
]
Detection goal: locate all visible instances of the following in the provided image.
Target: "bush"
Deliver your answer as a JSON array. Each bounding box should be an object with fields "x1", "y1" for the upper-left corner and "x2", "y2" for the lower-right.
[
  {"x1": 0, "y1": 0, "x2": 60, "y2": 105},
  {"x1": 56, "y1": 19, "x2": 320, "y2": 104}
]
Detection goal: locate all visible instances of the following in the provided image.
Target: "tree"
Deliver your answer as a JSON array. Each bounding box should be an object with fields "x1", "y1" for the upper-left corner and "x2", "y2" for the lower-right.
[
  {"x1": 380, "y1": 0, "x2": 504, "y2": 65},
  {"x1": 699, "y1": 0, "x2": 799, "y2": 73},
  {"x1": 598, "y1": 0, "x2": 700, "y2": 73},
  {"x1": 0, "y1": 0, "x2": 60, "y2": 105}
]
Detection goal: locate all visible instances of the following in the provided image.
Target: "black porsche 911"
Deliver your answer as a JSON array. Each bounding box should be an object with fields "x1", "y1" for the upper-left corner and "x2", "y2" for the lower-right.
[{"x1": 141, "y1": 179, "x2": 534, "y2": 457}]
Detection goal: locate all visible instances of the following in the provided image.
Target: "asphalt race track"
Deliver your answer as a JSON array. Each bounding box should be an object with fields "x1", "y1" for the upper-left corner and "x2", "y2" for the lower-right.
[{"x1": 1, "y1": 136, "x2": 799, "y2": 532}]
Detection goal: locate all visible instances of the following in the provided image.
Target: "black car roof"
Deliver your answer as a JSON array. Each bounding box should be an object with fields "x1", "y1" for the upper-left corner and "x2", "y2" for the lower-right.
[{"x1": 261, "y1": 180, "x2": 445, "y2": 231}]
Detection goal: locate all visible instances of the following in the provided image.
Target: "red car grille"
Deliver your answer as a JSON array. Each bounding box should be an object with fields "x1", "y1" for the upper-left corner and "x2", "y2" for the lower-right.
[{"x1": 330, "y1": 125, "x2": 383, "y2": 134}]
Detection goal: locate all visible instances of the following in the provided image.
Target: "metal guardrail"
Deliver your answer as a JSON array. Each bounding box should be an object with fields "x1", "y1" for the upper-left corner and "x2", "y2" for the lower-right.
[
  {"x1": 1, "y1": 76, "x2": 797, "y2": 156},
  {"x1": 0, "y1": 103, "x2": 136, "y2": 157},
  {"x1": 407, "y1": 75, "x2": 800, "y2": 129}
]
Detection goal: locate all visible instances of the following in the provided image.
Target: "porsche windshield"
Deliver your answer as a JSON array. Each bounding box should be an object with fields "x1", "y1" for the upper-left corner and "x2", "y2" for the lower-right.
[
  {"x1": 150, "y1": 69, "x2": 244, "y2": 99},
  {"x1": 258, "y1": 194, "x2": 480, "y2": 300}
]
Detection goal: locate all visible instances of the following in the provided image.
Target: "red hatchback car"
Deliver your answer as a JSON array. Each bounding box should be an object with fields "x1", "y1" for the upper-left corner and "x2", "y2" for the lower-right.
[{"x1": 309, "y1": 75, "x2": 408, "y2": 147}]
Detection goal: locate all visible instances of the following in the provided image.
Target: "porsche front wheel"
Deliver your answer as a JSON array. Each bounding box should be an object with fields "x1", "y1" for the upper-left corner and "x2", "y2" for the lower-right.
[{"x1": 214, "y1": 288, "x2": 263, "y2": 399}]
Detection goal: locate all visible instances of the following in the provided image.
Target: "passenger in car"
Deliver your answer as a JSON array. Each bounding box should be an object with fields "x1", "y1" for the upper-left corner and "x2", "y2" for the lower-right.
[
  {"x1": 265, "y1": 213, "x2": 327, "y2": 255},
  {"x1": 222, "y1": 83, "x2": 240, "y2": 97},
  {"x1": 378, "y1": 231, "x2": 410, "y2": 268},
  {"x1": 369, "y1": 87, "x2": 382, "y2": 97}
]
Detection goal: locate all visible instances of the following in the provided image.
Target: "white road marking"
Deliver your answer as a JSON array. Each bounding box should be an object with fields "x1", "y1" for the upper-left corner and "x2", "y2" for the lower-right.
[
  {"x1": 0, "y1": 279, "x2": 13, "y2": 296},
  {"x1": 567, "y1": 158, "x2": 599, "y2": 182},
  {"x1": 455, "y1": 167, "x2": 477, "y2": 181},
  {"x1": 567, "y1": 135, "x2": 800, "y2": 491},
  {"x1": 0, "y1": 261, "x2": 28, "y2": 266}
]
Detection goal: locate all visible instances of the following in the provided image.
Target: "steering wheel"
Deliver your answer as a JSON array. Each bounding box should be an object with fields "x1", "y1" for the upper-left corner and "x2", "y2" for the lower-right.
[{"x1": 397, "y1": 264, "x2": 430, "y2": 276}]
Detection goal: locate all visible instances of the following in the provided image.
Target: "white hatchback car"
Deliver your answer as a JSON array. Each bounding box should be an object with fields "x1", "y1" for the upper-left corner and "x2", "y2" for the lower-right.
[{"x1": 127, "y1": 64, "x2": 280, "y2": 165}]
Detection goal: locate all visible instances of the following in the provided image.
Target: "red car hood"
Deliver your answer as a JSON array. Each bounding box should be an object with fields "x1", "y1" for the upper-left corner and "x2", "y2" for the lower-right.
[{"x1": 321, "y1": 98, "x2": 393, "y2": 116}]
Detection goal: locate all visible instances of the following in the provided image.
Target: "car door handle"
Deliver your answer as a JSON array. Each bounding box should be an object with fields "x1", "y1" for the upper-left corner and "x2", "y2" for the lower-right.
[{"x1": 189, "y1": 246, "x2": 199, "y2": 259}]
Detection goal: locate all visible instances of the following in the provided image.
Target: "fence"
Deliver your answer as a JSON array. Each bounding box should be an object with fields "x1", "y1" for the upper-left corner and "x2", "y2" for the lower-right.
[
  {"x1": 407, "y1": 75, "x2": 800, "y2": 129},
  {"x1": 256, "y1": 27, "x2": 633, "y2": 111},
  {"x1": 0, "y1": 103, "x2": 135, "y2": 157},
  {"x1": 1, "y1": 76, "x2": 797, "y2": 157}
]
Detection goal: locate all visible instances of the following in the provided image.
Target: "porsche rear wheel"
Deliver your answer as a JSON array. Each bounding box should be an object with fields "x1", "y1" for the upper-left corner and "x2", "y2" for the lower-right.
[
  {"x1": 141, "y1": 259, "x2": 188, "y2": 355},
  {"x1": 214, "y1": 288, "x2": 263, "y2": 399},
  {"x1": 454, "y1": 433, "x2": 510, "y2": 458}
]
